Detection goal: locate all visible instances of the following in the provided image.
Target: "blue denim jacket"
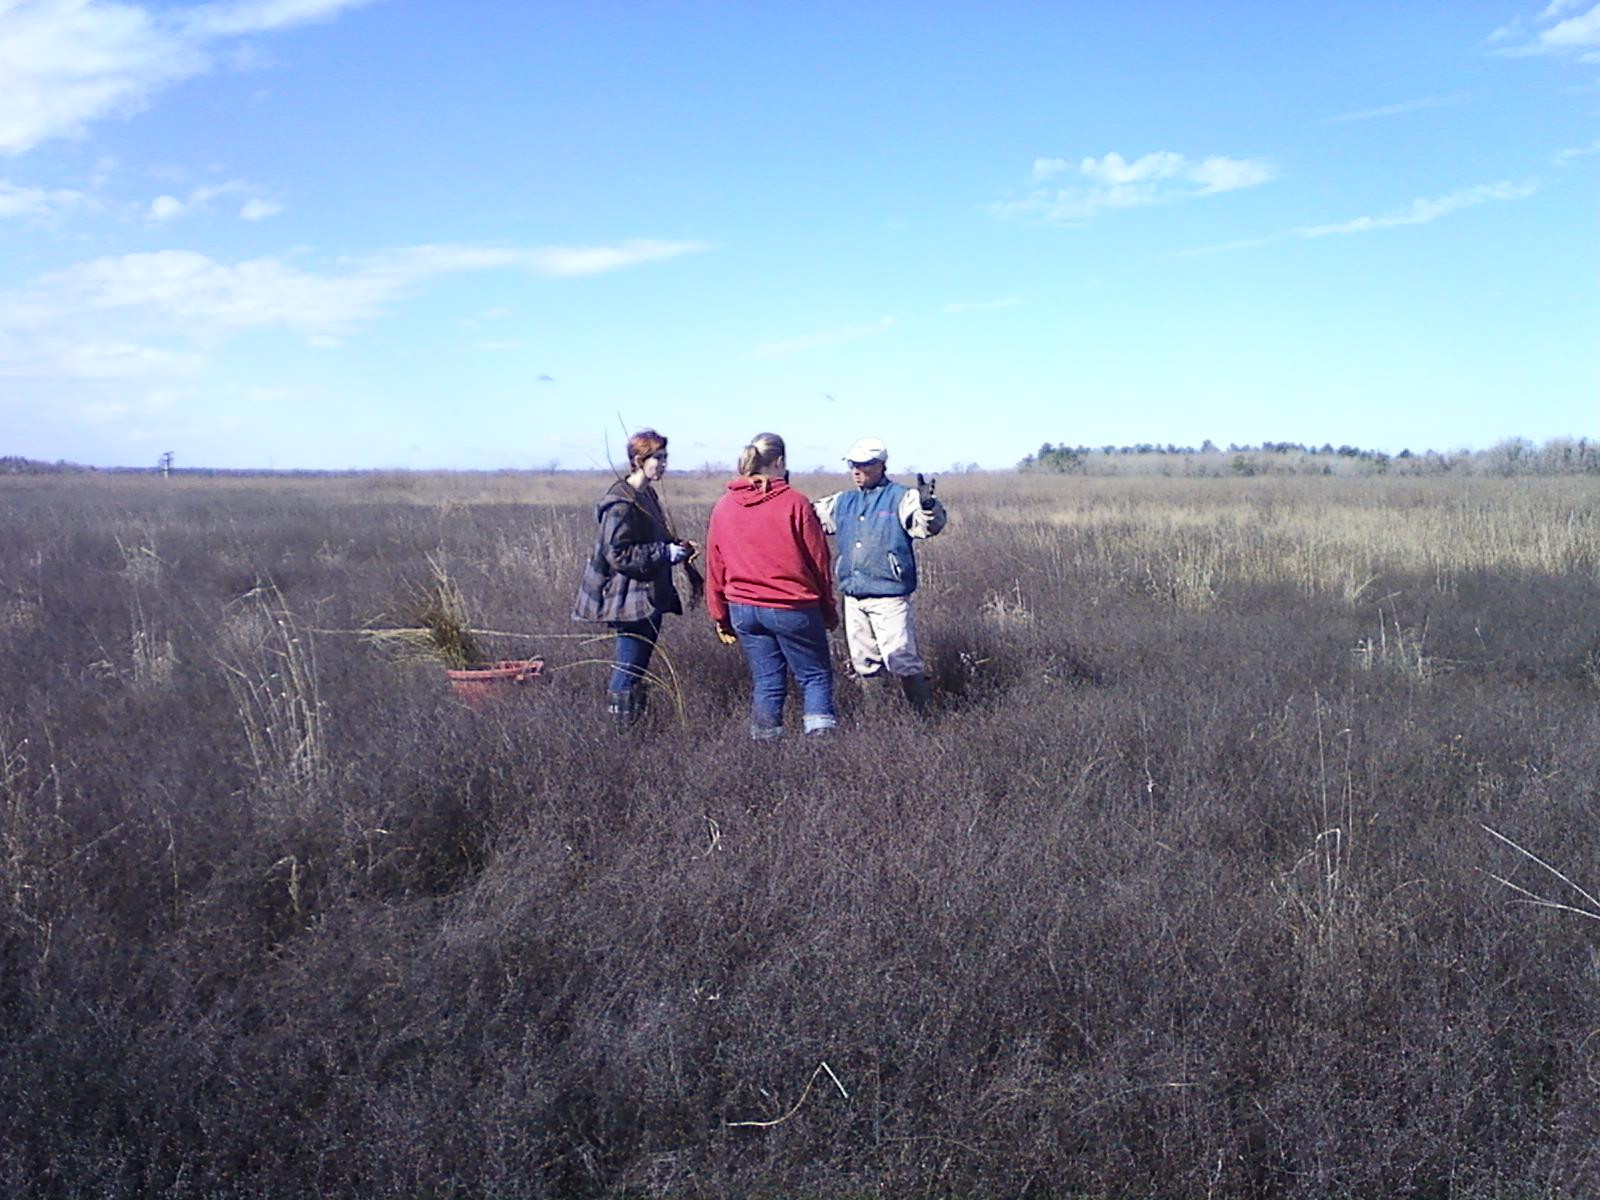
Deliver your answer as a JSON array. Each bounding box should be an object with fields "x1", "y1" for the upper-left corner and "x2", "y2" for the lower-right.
[{"x1": 830, "y1": 481, "x2": 918, "y2": 597}]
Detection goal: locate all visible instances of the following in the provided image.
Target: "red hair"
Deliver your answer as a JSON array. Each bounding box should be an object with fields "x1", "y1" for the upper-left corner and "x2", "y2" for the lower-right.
[{"x1": 627, "y1": 429, "x2": 668, "y2": 468}]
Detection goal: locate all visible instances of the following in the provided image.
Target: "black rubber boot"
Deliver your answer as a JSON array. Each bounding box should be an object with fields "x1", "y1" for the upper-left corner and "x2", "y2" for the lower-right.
[
  {"x1": 898, "y1": 672, "x2": 934, "y2": 716},
  {"x1": 606, "y1": 687, "x2": 645, "y2": 730}
]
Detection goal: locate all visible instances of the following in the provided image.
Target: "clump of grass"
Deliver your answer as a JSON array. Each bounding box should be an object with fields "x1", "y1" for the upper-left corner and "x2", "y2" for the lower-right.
[
  {"x1": 217, "y1": 584, "x2": 326, "y2": 794},
  {"x1": 386, "y1": 554, "x2": 486, "y2": 669}
]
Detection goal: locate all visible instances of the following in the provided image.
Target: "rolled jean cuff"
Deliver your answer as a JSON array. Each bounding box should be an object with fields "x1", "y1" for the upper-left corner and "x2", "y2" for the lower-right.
[
  {"x1": 750, "y1": 721, "x2": 784, "y2": 742},
  {"x1": 803, "y1": 713, "x2": 837, "y2": 735}
]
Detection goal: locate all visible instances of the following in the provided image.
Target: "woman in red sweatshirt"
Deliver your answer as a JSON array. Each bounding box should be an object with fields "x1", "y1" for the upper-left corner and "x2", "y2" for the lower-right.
[{"x1": 706, "y1": 432, "x2": 838, "y2": 738}]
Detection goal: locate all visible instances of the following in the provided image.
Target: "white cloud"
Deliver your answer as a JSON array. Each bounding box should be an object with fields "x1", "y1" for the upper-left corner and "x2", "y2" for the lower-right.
[
  {"x1": 6, "y1": 238, "x2": 710, "y2": 358},
  {"x1": 145, "y1": 179, "x2": 278, "y2": 222},
  {"x1": 0, "y1": 0, "x2": 379, "y2": 156},
  {"x1": 1079, "y1": 151, "x2": 1186, "y2": 186},
  {"x1": 239, "y1": 197, "x2": 282, "y2": 219},
  {"x1": 181, "y1": 0, "x2": 378, "y2": 38},
  {"x1": 0, "y1": 337, "x2": 204, "y2": 378},
  {"x1": 1188, "y1": 155, "x2": 1277, "y2": 193},
  {"x1": 754, "y1": 315, "x2": 896, "y2": 359},
  {"x1": 0, "y1": 179, "x2": 89, "y2": 218},
  {"x1": 1556, "y1": 138, "x2": 1600, "y2": 162},
  {"x1": 995, "y1": 151, "x2": 1277, "y2": 224},
  {"x1": 523, "y1": 239, "x2": 712, "y2": 277},
  {"x1": 1322, "y1": 94, "x2": 1468, "y2": 124},
  {"x1": 1296, "y1": 181, "x2": 1537, "y2": 237},
  {"x1": 1540, "y1": 3, "x2": 1600, "y2": 48},
  {"x1": 1493, "y1": 1, "x2": 1600, "y2": 56},
  {"x1": 366, "y1": 238, "x2": 711, "y2": 280}
]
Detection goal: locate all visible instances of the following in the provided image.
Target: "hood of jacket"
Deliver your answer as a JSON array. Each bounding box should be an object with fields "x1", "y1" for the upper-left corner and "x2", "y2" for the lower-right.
[
  {"x1": 597, "y1": 478, "x2": 646, "y2": 520},
  {"x1": 723, "y1": 476, "x2": 792, "y2": 507}
]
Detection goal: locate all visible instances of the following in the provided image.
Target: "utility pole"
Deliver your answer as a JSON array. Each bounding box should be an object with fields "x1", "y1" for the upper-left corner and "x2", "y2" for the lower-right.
[{"x1": 159, "y1": 451, "x2": 173, "y2": 478}]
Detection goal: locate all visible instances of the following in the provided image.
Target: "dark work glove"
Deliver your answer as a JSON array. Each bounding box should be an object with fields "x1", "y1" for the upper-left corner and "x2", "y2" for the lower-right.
[{"x1": 916, "y1": 473, "x2": 937, "y2": 511}]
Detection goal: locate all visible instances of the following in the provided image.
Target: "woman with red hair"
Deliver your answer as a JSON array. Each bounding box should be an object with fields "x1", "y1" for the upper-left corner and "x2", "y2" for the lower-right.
[{"x1": 572, "y1": 429, "x2": 697, "y2": 729}]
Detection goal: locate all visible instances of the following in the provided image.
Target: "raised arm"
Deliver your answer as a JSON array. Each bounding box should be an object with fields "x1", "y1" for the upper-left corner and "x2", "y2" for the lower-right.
[{"x1": 897, "y1": 481, "x2": 947, "y2": 539}]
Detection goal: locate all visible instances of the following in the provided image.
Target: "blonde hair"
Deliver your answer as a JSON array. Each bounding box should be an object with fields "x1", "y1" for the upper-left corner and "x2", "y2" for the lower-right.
[{"x1": 738, "y1": 432, "x2": 786, "y2": 477}]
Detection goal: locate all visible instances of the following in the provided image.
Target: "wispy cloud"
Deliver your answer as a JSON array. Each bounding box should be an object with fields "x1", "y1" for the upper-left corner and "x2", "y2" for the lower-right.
[
  {"x1": 0, "y1": 180, "x2": 91, "y2": 219},
  {"x1": 42, "y1": 250, "x2": 402, "y2": 334},
  {"x1": 0, "y1": 0, "x2": 381, "y2": 156},
  {"x1": 1556, "y1": 138, "x2": 1600, "y2": 162},
  {"x1": 28, "y1": 239, "x2": 710, "y2": 336},
  {"x1": 181, "y1": 0, "x2": 380, "y2": 38},
  {"x1": 1295, "y1": 181, "x2": 1537, "y2": 237},
  {"x1": 521, "y1": 239, "x2": 712, "y2": 277},
  {"x1": 0, "y1": 237, "x2": 710, "y2": 382},
  {"x1": 0, "y1": 337, "x2": 204, "y2": 379},
  {"x1": 941, "y1": 297, "x2": 1023, "y2": 314},
  {"x1": 754, "y1": 316, "x2": 896, "y2": 359},
  {"x1": 1322, "y1": 93, "x2": 1468, "y2": 124},
  {"x1": 239, "y1": 197, "x2": 283, "y2": 220},
  {"x1": 997, "y1": 151, "x2": 1277, "y2": 224},
  {"x1": 1178, "y1": 181, "x2": 1538, "y2": 257}
]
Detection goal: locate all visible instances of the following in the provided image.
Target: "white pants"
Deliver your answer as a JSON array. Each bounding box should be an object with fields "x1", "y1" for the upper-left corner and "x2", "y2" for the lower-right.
[{"x1": 843, "y1": 594, "x2": 925, "y2": 678}]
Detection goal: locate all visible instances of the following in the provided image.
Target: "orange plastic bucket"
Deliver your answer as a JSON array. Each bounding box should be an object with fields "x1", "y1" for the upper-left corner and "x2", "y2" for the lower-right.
[{"x1": 445, "y1": 658, "x2": 544, "y2": 707}]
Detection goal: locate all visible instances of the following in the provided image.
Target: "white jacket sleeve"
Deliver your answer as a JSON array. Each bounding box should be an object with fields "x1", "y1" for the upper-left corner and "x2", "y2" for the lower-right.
[
  {"x1": 898, "y1": 487, "x2": 947, "y2": 539},
  {"x1": 812, "y1": 491, "x2": 841, "y2": 535}
]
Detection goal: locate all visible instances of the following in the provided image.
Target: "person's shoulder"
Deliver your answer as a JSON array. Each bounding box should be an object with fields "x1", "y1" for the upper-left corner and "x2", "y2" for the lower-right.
[{"x1": 779, "y1": 483, "x2": 818, "y2": 509}]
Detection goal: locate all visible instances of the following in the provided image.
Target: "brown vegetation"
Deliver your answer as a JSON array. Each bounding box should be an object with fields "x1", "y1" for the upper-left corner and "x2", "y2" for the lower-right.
[{"x1": 1, "y1": 469, "x2": 1597, "y2": 1197}]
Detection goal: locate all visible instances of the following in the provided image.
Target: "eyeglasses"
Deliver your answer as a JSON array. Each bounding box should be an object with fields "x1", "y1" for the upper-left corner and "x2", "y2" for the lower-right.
[{"x1": 848, "y1": 460, "x2": 880, "y2": 469}]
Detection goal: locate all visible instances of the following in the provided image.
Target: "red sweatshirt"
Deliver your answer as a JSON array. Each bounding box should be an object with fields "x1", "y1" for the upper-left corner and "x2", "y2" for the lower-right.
[{"x1": 706, "y1": 477, "x2": 836, "y2": 623}]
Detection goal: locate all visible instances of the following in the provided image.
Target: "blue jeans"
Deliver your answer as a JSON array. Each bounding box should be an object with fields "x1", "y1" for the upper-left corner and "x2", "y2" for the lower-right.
[
  {"x1": 728, "y1": 603, "x2": 836, "y2": 738},
  {"x1": 607, "y1": 614, "x2": 662, "y2": 693}
]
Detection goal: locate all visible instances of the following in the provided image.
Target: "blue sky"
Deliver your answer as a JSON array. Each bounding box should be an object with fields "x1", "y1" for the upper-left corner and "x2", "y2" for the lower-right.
[{"x1": 1, "y1": 0, "x2": 1595, "y2": 472}]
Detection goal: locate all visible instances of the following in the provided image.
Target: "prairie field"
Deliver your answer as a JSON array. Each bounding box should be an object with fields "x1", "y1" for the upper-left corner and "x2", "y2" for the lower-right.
[{"x1": 2, "y1": 469, "x2": 1598, "y2": 1198}]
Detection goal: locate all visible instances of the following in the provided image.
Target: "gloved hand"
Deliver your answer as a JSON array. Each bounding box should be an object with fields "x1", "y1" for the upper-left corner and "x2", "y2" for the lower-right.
[
  {"x1": 667, "y1": 541, "x2": 690, "y2": 564},
  {"x1": 916, "y1": 473, "x2": 937, "y2": 511},
  {"x1": 714, "y1": 620, "x2": 738, "y2": 645},
  {"x1": 824, "y1": 606, "x2": 839, "y2": 632}
]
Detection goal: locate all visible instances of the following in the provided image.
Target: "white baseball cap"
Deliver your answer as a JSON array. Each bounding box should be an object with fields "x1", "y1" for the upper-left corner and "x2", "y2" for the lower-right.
[{"x1": 843, "y1": 436, "x2": 888, "y2": 464}]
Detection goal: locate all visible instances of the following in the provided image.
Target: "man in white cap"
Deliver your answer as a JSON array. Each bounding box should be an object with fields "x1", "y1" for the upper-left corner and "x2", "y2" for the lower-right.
[{"x1": 812, "y1": 436, "x2": 948, "y2": 714}]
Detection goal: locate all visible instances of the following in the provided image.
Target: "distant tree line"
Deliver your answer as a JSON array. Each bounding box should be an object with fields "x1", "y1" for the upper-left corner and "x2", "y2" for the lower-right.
[
  {"x1": 1019, "y1": 437, "x2": 1600, "y2": 477},
  {"x1": 7, "y1": 437, "x2": 1597, "y2": 477},
  {"x1": 0, "y1": 456, "x2": 94, "y2": 475}
]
